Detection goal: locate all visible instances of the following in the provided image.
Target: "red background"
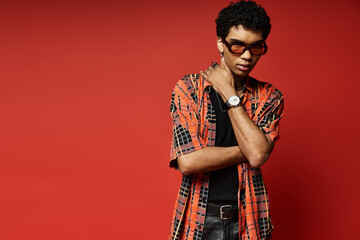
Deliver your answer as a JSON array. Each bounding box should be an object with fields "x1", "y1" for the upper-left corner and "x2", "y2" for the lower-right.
[{"x1": 1, "y1": 0, "x2": 360, "y2": 239}]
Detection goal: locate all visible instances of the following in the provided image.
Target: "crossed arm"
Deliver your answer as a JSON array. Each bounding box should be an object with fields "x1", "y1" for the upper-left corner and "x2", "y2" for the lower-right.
[
  {"x1": 177, "y1": 106, "x2": 274, "y2": 176},
  {"x1": 176, "y1": 59, "x2": 277, "y2": 176}
]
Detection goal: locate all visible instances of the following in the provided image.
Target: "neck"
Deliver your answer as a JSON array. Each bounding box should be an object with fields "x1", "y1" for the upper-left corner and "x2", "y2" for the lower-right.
[{"x1": 233, "y1": 73, "x2": 247, "y2": 89}]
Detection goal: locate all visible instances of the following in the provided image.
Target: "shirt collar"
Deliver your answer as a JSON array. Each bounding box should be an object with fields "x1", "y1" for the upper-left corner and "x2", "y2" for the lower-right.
[
  {"x1": 204, "y1": 78, "x2": 211, "y2": 90},
  {"x1": 241, "y1": 75, "x2": 253, "y2": 93}
]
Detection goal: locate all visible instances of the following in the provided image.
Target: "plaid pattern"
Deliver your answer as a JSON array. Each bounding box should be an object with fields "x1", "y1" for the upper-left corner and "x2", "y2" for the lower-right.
[{"x1": 169, "y1": 66, "x2": 284, "y2": 240}]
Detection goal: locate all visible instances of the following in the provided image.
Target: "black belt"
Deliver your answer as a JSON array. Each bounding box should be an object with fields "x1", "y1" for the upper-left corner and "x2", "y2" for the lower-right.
[{"x1": 207, "y1": 203, "x2": 238, "y2": 220}]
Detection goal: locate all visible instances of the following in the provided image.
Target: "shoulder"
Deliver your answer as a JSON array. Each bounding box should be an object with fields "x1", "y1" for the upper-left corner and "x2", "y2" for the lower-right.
[
  {"x1": 249, "y1": 76, "x2": 284, "y2": 100},
  {"x1": 172, "y1": 62, "x2": 215, "y2": 96},
  {"x1": 173, "y1": 73, "x2": 201, "y2": 91},
  {"x1": 172, "y1": 73, "x2": 206, "y2": 102}
]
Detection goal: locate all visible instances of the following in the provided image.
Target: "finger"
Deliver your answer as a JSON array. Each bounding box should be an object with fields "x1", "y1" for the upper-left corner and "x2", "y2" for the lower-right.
[
  {"x1": 200, "y1": 71, "x2": 208, "y2": 79},
  {"x1": 206, "y1": 66, "x2": 214, "y2": 74}
]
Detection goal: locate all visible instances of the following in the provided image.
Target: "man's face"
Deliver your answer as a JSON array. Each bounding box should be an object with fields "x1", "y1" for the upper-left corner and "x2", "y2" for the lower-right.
[{"x1": 217, "y1": 25, "x2": 264, "y2": 80}]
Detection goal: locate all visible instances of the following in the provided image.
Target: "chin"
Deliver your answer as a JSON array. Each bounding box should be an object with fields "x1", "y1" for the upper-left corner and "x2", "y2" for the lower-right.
[{"x1": 233, "y1": 69, "x2": 248, "y2": 78}]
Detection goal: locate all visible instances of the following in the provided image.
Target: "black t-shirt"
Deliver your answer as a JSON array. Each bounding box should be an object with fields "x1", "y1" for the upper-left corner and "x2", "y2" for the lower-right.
[{"x1": 208, "y1": 87, "x2": 239, "y2": 204}]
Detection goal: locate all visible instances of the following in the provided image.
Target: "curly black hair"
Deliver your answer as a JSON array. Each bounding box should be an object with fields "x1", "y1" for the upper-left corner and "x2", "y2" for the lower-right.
[{"x1": 215, "y1": 0, "x2": 271, "y2": 40}]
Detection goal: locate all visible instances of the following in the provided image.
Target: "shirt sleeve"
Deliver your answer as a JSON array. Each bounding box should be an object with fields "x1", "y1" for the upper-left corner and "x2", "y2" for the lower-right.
[
  {"x1": 169, "y1": 79, "x2": 206, "y2": 169},
  {"x1": 255, "y1": 88, "x2": 284, "y2": 142}
]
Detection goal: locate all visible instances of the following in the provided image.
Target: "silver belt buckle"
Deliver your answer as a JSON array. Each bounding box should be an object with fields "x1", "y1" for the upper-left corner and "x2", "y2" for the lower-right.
[{"x1": 220, "y1": 205, "x2": 233, "y2": 220}]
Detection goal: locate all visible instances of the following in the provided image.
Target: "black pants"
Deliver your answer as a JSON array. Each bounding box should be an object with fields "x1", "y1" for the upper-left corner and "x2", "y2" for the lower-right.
[{"x1": 202, "y1": 206, "x2": 239, "y2": 240}]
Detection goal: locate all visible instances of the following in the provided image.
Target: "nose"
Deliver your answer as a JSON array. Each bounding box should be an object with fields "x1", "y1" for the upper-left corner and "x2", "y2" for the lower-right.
[{"x1": 241, "y1": 49, "x2": 252, "y2": 60}]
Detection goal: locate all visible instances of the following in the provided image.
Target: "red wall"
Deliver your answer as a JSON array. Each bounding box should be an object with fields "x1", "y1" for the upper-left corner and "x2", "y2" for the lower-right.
[{"x1": 1, "y1": 0, "x2": 360, "y2": 239}]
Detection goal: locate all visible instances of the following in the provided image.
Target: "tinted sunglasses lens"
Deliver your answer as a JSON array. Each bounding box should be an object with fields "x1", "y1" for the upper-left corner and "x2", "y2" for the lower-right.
[
  {"x1": 251, "y1": 45, "x2": 265, "y2": 55},
  {"x1": 231, "y1": 45, "x2": 246, "y2": 54}
]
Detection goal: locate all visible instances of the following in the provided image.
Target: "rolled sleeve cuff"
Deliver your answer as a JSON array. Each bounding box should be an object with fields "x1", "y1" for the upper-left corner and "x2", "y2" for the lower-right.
[
  {"x1": 169, "y1": 138, "x2": 206, "y2": 169},
  {"x1": 259, "y1": 126, "x2": 280, "y2": 143}
]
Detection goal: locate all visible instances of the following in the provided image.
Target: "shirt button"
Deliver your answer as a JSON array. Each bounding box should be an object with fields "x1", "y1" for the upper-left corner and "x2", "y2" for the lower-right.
[{"x1": 197, "y1": 225, "x2": 202, "y2": 230}]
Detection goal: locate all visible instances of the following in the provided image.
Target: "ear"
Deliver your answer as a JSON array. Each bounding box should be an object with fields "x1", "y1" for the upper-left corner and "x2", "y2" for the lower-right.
[{"x1": 217, "y1": 37, "x2": 224, "y2": 54}]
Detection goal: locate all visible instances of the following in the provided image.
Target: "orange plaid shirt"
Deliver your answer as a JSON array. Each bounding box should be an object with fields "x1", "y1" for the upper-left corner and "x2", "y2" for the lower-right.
[{"x1": 169, "y1": 66, "x2": 284, "y2": 240}]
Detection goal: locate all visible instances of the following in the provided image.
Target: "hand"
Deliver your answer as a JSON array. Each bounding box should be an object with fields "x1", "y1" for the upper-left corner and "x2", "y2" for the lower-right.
[{"x1": 200, "y1": 57, "x2": 236, "y2": 101}]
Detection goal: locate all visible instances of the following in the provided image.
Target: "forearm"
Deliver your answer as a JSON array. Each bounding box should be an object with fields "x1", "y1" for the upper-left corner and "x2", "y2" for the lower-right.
[
  {"x1": 218, "y1": 88, "x2": 273, "y2": 168},
  {"x1": 177, "y1": 146, "x2": 246, "y2": 176},
  {"x1": 200, "y1": 61, "x2": 275, "y2": 168},
  {"x1": 227, "y1": 106, "x2": 273, "y2": 167}
]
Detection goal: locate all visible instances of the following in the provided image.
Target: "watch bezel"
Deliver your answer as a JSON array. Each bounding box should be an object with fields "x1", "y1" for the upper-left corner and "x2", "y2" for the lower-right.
[
  {"x1": 228, "y1": 95, "x2": 241, "y2": 106},
  {"x1": 224, "y1": 95, "x2": 242, "y2": 110}
]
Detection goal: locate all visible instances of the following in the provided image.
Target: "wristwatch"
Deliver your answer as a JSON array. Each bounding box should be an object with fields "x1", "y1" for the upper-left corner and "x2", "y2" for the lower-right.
[{"x1": 223, "y1": 95, "x2": 242, "y2": 110}]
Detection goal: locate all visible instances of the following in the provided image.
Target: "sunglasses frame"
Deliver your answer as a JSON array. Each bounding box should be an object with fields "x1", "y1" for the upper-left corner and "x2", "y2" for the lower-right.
[{"x1": 222, "y1": 38, "x2": 268, "y2": 56}]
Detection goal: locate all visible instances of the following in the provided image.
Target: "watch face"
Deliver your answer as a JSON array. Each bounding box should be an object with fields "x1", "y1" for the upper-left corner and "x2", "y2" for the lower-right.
[{"x1": 228, "y1": 95, "x2": 240, "y2": 106}]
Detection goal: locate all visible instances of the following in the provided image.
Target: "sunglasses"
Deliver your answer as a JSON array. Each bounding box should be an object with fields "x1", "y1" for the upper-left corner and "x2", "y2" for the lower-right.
[{"x1": 222, "y1": 38, "x2": 268, "y2": 56}]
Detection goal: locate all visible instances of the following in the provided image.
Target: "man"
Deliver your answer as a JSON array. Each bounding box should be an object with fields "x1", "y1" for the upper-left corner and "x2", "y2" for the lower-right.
[{"x1": 169, "y1": 1, "x2": 284, "y2": 239}]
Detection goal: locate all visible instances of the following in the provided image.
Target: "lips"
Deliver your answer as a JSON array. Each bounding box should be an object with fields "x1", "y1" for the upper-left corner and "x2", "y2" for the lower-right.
[{"x1": 236, "y1": 64, "x2": 251, "y2": 72}]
